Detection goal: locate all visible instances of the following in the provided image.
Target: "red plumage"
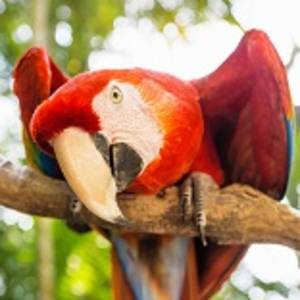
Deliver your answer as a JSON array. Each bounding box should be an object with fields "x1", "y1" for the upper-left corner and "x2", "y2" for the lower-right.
[
  {"x1": 13, "y1": 47, "x2": 68, "y2": 132},
  {"x1": 192, "y1": 29, "x2": 293, "y2": 198},
  {"x1": 15, "y1": 29, "x2": 293, "y2": 300},
  {"x1": 31, "y1": 69, "x2": 205, "y2": 193}
]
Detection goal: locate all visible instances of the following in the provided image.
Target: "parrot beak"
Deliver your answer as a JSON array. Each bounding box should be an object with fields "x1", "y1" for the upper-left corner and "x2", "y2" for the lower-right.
[
  {"x1": 52, "y1": 127, "x2": 125, "y2": 224},
  {"x1": 111, "y1": 142, "x2": 143, "y2": 192},
  {"x1": 93, "y1": 134, "x2": 143, "y2": 192}
]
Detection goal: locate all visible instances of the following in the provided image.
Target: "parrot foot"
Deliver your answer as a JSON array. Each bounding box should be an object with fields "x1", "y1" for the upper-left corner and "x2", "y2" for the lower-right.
[
  {"x1": 180, "y1": 172, "x2": 207, "y2": 246},
  {"x1": 66, "y1": 195, "x2": 91, "y2": 233}
]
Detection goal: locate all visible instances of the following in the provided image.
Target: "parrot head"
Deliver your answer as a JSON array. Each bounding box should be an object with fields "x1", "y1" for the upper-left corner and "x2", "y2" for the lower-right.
[{"x1": 30, "y1": 69, "x2": 203, "y2": 224}]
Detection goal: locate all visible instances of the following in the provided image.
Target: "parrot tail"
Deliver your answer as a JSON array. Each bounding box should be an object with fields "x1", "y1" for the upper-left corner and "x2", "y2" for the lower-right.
[
  {"x1": 195, "y1": 243, "x2": 247, "y2": 299},
  {"x1": 112, "y1": 235, "x2": 246, "y2": 300},
  {"x1": 112, "y1": 235, "x2": 194, "y2": 300}
]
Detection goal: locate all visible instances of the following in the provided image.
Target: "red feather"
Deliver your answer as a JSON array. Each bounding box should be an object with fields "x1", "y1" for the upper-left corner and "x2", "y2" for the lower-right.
[
  {"x1": 187, "y1": 29, "x2": 293, "y2": 299},
  {"x1": 191, "y1": 29, "x2": 293, "y2": 198},
  {"x1": 13, "y1": 47, "x2": 68, "y2": 132},
  {"x1": 31, "y1": 69, "x2": 204, "y2": 192},
  {"x1": 26, "y1": 30, "x2": 293, "y2": 300}
]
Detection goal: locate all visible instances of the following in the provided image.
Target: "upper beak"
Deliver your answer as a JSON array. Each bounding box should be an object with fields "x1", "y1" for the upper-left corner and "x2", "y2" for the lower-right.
[{"x1": 52, "y1": 127, "x2": 143, "y2": 225}]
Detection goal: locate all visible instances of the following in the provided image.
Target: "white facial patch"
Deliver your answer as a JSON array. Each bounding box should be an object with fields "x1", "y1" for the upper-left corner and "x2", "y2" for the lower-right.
[{"x1": 92, "y1": 80, "x2": 163, "y2": 170}]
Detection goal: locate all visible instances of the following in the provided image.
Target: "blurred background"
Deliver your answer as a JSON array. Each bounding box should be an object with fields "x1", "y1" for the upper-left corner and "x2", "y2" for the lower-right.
[{"x1": 0, "y1": 0, "x2": 300, "y2": 299}]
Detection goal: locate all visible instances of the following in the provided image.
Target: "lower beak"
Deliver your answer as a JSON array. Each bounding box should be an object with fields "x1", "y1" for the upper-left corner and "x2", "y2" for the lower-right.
[{"x1": 52, "y1": 127, "x2": 123, "y2": 224}]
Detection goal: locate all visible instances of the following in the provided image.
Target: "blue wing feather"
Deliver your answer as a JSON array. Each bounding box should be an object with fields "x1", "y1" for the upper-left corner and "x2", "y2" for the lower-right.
[{"x1": 285, "y1": 117, "x2": 294, "y2": 182}]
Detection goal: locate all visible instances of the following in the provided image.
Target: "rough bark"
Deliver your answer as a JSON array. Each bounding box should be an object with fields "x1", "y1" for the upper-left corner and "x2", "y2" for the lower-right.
[{"x1": 1, "y1": 156, "x2": 300, "y2": 250}]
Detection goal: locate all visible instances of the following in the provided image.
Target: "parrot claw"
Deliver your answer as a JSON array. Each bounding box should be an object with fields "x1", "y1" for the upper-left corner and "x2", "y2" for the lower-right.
[
  {"x1": 70, "y1": 197, "x2": 82, "y2": 213},
  {"x1": 66, "y1": 194, "x2": 91, "y2": 233},
  {"x1": 180, "y1": 176, "x2": 193, "y2": 222},
  {"x1": 180, "y1": 172, "x2": 207, "y2": 246}
]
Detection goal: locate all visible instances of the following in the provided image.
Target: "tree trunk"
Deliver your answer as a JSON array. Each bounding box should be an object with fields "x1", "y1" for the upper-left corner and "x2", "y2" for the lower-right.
[{"x1": 31, "y1": 1, "x2": 55, "y2": 300}]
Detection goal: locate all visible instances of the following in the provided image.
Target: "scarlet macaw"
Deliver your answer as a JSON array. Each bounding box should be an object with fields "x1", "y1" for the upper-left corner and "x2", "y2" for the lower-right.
[{"x1": 13, "y1": 29, "x2": 293, "y2": 299}]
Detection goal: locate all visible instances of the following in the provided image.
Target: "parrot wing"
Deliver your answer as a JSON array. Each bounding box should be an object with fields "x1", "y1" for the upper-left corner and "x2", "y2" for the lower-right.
[
  {"x1": 192, "y1": 29, "x2": 293, "y2": 198},
  {"x1": 189, "y1": 29, "x2": 293, "y2": 299},
  {"x1": 13, "y1": 47, "x2": 68, "y2": 177}
]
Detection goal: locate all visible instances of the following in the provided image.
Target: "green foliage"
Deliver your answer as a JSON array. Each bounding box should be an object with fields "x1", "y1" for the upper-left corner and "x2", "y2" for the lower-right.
[
  {"x1": 256, "y1": 280, "x2": 289, "y2": 297},
  {"x1": 287, "y1": 109, "x2": 300, "y2": 207},
  {"x1": 53, "y1": 221, "x2": 111, "y2": 300},
  {"x1": 0, "y1": 0, "x2": 31, "y2": 64},
  {"x1": 213, "y1": 283, "x2": 249, "y2": 300},
  {"x1": 0, "y1": 1, "x2": 300, "y2": 300},
  {"x1": 49, "y1": 0, "x2": 124, "y2": 75},
  {"x1": 0, "y1": 222, "x2": 37, "y2": 300}
]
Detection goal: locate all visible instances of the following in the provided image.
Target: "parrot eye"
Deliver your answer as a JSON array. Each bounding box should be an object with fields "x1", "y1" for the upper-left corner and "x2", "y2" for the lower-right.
[{"x1": 110, "y1": 86, "x2": 123, "y2": 104}]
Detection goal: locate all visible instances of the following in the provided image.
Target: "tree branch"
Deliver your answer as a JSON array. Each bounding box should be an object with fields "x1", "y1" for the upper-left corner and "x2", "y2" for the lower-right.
[
  {"x1": 286, "y1": 44, "x2": 300, "y2": 71},
  {"x1": 1, "y1": 156, "x2": 300, "y2": 250}
]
